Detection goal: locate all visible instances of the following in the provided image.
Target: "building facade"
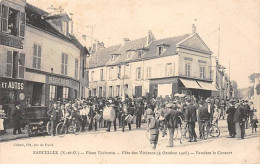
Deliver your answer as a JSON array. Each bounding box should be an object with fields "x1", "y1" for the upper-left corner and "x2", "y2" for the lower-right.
[
  {"x1": 0, "y1": 0, "x2": 88, "y2": 115},
  {"x1": 88, "y1": 26, "x2": 217, "y2": 100}
]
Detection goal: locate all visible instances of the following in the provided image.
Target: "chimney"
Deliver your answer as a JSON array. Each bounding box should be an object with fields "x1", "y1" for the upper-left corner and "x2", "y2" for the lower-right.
[
  {"x1": 192, "y1": 24, "x2": 196, "y2": 34},
  {"x1": 147, "y1": 30, "x2": 154, "y2": 45},
  {"x1": 97, "y1": 41, "x2": 105, "y2": 50},
  {"x1": 122, "y1": 38, "x2": 130, "y2": 45}
]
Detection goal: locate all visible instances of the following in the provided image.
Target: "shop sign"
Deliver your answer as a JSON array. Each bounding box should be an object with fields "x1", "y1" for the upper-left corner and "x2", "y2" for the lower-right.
[
  {"x1": 46, "y1": 75, "x2": 79, "y2": 90},
  {"x1": 0, "y1": 80, "x2": 24, "y2": 90}
]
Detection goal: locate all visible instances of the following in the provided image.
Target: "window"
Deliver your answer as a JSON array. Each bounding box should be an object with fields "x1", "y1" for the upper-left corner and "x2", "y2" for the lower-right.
[
  {"x1": 61, "y1": 53, "x2": 68, "y2": 75},
  {"x1": 109, "y1": 86, "x2": 113, "y2": 97},
  {"x1": 158, "y1": 46, "x2": 163, "y2": 56},
  {"x1": 18, "y1": 53, "x2": 25, "y2": 78},
  {"x1": 126, "y1": 51, "x2": 131, "y2": 59},
  {"x1": 116, "y1": 85, "x2": 120, "y2": 97},
  {"x1": 100, "y1": 69, "x2": 104, "y2": 81},
  {"x1": 200, "y1": 66, "x2": 205, "y2": 79},
  {"x1": 146, "y1": 67, "x2": 151, "y2": 79},
  {"x1": 137, "y1": 50, "x2": 142, "y2": 58},
  {"x1": 49, "y1": 85, "x2": 56, "y2": 101},
  {"x1": 118, "y1": 66, "x2": 121, "y2": 79},
  {"x1": 185, "y1": 63, "x2": 191, "y2": 77},
  {"x1": 99, "y1": 87, "x2": 103, "y2": 97},
  {"x1": 93, "y1": 88, "x2": 97, "y2": 96},
  {"x1": 136, "y1": 67, "x2": 141, "y2": 80},
  {"x1": 125, "y1": 65, "x2": 130, "y2": 78},
  {"x1": 111, "y1": 55, "x2": 116, "y2": 61},
  {"x1": 109, "y1": 67, "x2": 115, "y2": 80},
  {"x1": 75, "y1": 59, "x2": 78, "y2": 78},
  {"x1": 19, "y1": 12, "x2": 26, "y2": 37},
  {"x1": 166, "y1": 63, "x2": 173, "y2": 76},
  {"x1": 91, "y1": 71, "x2": 94, "y2": 81},
  {"x1": 63, "y1": 87, "x2": 69, "y2": 100},
  {"x1": 33, "y1": 44, "x2": 41, "y2": 69},
  {"x1": 62, "y1": 20, "x2": 68, "y2": 36},
  {"x1": 6, "y1": 51, "x2": 13, "y2": 77},
  {"x1": 8, "y1": 7, "x2": 20, "y2": 36}
]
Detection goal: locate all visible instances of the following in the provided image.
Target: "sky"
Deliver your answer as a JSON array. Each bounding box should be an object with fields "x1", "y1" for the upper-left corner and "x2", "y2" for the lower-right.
[{"x1": 27, "y1": 0, "x2": 260, "y2": 89}]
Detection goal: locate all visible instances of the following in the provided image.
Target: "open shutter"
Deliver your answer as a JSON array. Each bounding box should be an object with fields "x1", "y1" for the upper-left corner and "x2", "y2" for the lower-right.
[
  {"x1": 19, "y1": 53, "x2": 25, "y2": 78},
  {"x1": 33, "y1": 44, "x2": 37, "y2": 68},
  {"x1": 0, "y1": 5, "x2": 2, "y2": 32},
  {"x1": 37, "y1": 45, "x2": 41, "y2": 69},
  {"x1": 65, "y1": 54, "x2": 68, "y2": 75},
  {"x1": 19, "y1": 12, "x2": 26, "y2": 37},
  {"x1": 2, "y1": 5, "x2": 8, "y2": 32},
  {"x1": 6, "y1": 51, "x2": 13, "y2": 77},
  {"x1": 61, "y1": 53, "x2": 64, "y2": 74}
]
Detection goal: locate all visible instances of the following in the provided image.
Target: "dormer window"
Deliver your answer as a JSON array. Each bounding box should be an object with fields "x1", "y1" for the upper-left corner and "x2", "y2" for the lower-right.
[
  {"x1": 137, "y1": 50, "x2": 142, "y2": 58},
  {"x1": 157, "y1": 42, "x2": 169, "y2": 56},
  {"x1": 62, "y1": 20, "x2": 68, "y2": 36},
  {"x1": 126, "y1": 51, "x2": 131, "y2": 59},
  {"x1": 158, "y1": 46, "x2": 163, "y2": 56}
]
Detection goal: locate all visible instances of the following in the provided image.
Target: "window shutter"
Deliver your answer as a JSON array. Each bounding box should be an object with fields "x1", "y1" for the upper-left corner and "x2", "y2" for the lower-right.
[
  {"x1": 19, "y1": 12, "x2": 26, "y2": 37},
  {"x1": 6, "y1": 51, "x2": 13, "y2": 77},
  {"x1": 37, "y1": 45, "x2": 41, "y2": 69},
  {"x1": 0, "y1": 5, "x2": 2, "y2": 32},
  {"x1": 2, "y1": 6, "x2": 8, "y2": 32},
  {"x1": 61, "y1": 54, "x2": 64, "y2": 74},
  {"x1": 19, "y1": 53, "x2": 25, "y2": 78}
]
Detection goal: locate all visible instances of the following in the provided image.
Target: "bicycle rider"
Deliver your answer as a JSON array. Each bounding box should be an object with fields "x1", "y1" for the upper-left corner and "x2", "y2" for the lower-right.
[{"x1": 198, "y1": 101, "x2": 210, "y2": 139}]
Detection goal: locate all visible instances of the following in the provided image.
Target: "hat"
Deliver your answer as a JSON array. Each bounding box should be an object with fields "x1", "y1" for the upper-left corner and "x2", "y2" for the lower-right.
[{"x1": 166, "y1": 103, "x2": 173, "y2": 108}]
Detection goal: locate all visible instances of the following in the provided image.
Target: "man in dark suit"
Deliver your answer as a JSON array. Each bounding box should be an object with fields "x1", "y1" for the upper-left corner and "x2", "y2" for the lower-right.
[
  {"x1": 12, "y1": 101, "x2": 23, "y2": 135},
  {"x1": 233, "y1": 102, "x2": 247, "y2": 139},
  {"x1": 226, "y1": 101, "x2": 236, "y2": 137},
  {"x1": 47, "y1": 102, "x2": 59, "y2": 136},
  {"x1": 135, "y1": 99, "x2": 143, "y2": 129},
  {"x1": 198, "y1": 101, "x2": 210, "y2": 139},
  {"x1": 184, "y1": 99, "x2": 197, "y2": 142}
]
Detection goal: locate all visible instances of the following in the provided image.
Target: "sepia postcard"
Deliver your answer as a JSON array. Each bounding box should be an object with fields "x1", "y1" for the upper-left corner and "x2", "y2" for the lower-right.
[{"x1": 0, "y1": 0, "x2": 259, "y2": 164}]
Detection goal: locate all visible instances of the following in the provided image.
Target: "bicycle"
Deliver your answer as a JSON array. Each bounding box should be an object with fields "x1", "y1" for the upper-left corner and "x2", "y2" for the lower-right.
[
  {"x1": 56, "y1": 116, "x2": 82, "y2": 137},
  {"x1": 207, "y1": 121, "x2": 220, "y2": 137},
  {"x1": 200, "y1": 118, "x2": 210, "y2": 140},
  {"x1": 174, "y1": 116, "x2": 187, "y2": 144}
]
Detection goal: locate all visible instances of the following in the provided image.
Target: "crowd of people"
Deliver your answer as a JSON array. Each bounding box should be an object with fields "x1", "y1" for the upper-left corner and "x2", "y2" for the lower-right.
[
  {"x1": 45, "y1": 94, "x2": 258, "y2": 149},
  {"x1": 0, "y1": 94, "x2": 258, "y2": 150}
]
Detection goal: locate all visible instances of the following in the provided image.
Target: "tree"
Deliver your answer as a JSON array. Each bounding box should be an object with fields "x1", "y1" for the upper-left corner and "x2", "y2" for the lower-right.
[{"x1": 248, "y1": 73, "x2": 260, "y2": 83}]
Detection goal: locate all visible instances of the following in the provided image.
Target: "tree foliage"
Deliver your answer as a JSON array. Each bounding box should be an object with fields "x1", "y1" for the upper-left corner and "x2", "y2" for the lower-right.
[{"x1": 248, "y1": 73, "x2": 260, "y2": 83}]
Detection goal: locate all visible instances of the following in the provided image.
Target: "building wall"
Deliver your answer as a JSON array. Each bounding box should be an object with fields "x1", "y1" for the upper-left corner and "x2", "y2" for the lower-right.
[
  {"x1": 23, "y1": 25, "x2": 80, "y2": 80},
  {"x1": 178, "y1": 48, "x2": 211, "y2": 80}
]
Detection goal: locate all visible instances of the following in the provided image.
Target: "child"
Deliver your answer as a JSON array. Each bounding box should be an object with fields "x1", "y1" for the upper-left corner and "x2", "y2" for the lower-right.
[
  {"x1": 149, "y1": 112, "x2": 159, "y2": 150},
  {"x1": 251, "y1": 114, "x2": 258, "y2": 133},
  {"x1": 213, "y1": 104, "x2": 220, "y2": 126}
]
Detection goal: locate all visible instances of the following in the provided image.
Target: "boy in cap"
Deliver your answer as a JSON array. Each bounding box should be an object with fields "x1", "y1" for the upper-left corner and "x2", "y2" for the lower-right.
[{"x1": 148, "y1": 111, "x2": 159, "y2": 150}]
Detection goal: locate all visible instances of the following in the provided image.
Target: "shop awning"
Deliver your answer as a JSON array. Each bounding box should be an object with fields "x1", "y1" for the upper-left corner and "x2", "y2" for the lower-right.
[
  {"x1": 197, "y1": 81, "x2": 218, "y2": 91},
  {"x1": 179, "y1": 78, "x2": 202, "y2": 89}
]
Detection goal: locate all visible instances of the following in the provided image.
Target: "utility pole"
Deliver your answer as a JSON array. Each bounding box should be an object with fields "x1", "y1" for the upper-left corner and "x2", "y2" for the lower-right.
[{"x1": 217, "y1": 24, "x2": 220, "y2": 60}]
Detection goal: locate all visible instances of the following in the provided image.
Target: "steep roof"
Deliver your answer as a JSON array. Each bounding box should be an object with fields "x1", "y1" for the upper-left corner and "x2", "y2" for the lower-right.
[
  {"x1": 89, "y1": 45, "x2": 121, "y2": 68},
  {"x1": 106, "y1": 37, "x2": 147, "y2": 66},
  {"x1": 142, "y1": 34, "x2": 190, "y2": 59},
  {"x1": 25, "y1": 3, "x2": 88, "y2": 54},
  {"x1": 177, "y1": 33, "x2": 213, "y2": 54}
]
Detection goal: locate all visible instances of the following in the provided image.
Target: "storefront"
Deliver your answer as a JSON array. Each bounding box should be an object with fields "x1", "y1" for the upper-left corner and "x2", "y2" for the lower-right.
[
  {"x1": 0, "y1": 77, "x2": 26, "y2": 117},
  {"x1": 45, "y1": 75, "x2": 79, "y2": 106}
]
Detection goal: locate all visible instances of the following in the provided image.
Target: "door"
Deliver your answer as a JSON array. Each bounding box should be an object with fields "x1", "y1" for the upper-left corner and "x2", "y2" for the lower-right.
[
  {"x1": 135, "y1": 86, "x2": 142, "y2": 97},
  {"x1": 57, "y1": 86, "x2": 63, "y2": 102}
]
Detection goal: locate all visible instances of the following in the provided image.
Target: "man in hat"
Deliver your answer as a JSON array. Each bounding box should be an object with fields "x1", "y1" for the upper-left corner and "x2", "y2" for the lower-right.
[
  {"x1": 12, "y1": 101, "x2": 23, "y2": 135},
  {"x1": 226, "y1": 100, "x2": 236, "y2": 137},
  {"x1": 106, "y1": 101, "x2": 117, "y2": 132},
  {"x1": 233, "y1": 101, "x2": 247, "y2": 139},
  {"x1": 185, "y1": 99, "x2": 197, "y2": 142},
  {"x1": 135, "y1": 99, "x2": 143, "y2": 129},
  {"x1": 198, "y1": 101, "x2": 210, "y2": 139}
]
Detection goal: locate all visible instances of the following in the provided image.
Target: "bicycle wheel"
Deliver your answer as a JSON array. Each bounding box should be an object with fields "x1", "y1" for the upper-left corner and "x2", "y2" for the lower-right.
[
  {"x1": 209, "y1": 124, "x2": 220, "y2": 137},
  {"x1": 56, "y1": 122, "x2": 67, "y2": 137},
  {"x1": 46, "y1": 121, "x2": 51, "y2": 135},
  {"x1": 202, "y1": 124, "x2": 208, "y2": 140}
]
